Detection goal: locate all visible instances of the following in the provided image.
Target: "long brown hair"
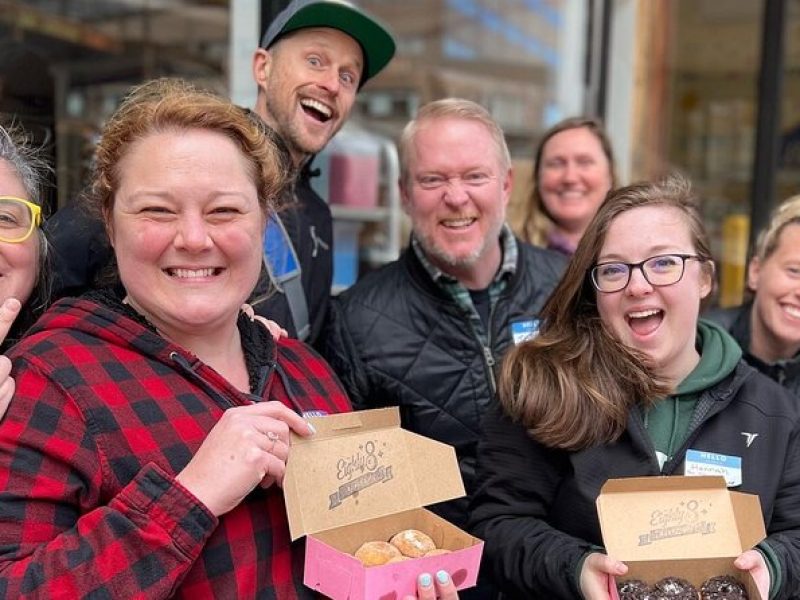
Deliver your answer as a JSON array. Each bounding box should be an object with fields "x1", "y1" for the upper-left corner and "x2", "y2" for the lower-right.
[
  {"x1": 520, "y1": 116, "x2": 617, "y2": 246},
  {"x1": 499, "y1": 174, "x2": 713, "y2": 450}
]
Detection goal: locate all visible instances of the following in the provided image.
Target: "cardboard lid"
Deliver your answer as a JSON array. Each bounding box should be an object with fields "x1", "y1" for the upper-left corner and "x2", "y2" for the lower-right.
[
  {"x1": 283, "y1": 408, "x2": 466, "y2": 541},
  {"x1": 596, "y1": 476, "x2": 766, "y2": 561}
]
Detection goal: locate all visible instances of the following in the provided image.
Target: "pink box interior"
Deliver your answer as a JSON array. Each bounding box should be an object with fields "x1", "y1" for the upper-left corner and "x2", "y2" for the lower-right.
[{"x1": 303, "y1": 508, "x2": 483, "y2": 600}]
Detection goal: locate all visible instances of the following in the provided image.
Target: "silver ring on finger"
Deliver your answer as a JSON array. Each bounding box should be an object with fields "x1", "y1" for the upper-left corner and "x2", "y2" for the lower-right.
[{"x1": 266, "y1": 430, "x2": 279, "y2": 453}]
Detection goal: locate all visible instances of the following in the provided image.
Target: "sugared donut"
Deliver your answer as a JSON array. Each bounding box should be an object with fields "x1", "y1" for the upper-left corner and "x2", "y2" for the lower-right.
[
  {"x1": 354, "y1": 541, "x2": 402, "y2": 566},
  {"x1": 700, "y1": 575, "x2": 748, "y2": 600},
  {"x1": 651, "y1": 577, "x2": 699, "y2": 599},
  {"x1": 389, "y1": 529, "x2": 437, "y2": 558},
  {"x1": 386, "y1": 555, "x2": 412, "y2": 563}
]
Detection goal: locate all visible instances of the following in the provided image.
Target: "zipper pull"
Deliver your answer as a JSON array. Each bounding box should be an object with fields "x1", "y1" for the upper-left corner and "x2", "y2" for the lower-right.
[{"x1": 483, "y1": 345, "x2": 497, "y2": 394}]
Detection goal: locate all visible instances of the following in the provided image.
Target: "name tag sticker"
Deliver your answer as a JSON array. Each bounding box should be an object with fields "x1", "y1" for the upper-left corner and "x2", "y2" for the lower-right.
[
  {"x1": 684, "y1": 449, "x2": 742, "y2": 487},
  {"x1": 302, "y1": 410, "x2": 328, "y2": 419},
  {"x1": 511, "y1": 319, "x2": 540, "y2": 345}
]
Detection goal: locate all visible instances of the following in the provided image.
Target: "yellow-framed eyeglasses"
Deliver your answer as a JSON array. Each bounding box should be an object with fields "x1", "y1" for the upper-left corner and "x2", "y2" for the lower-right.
[{"x1": 0, "y1": 196, "x2": 42, "y2": 243}]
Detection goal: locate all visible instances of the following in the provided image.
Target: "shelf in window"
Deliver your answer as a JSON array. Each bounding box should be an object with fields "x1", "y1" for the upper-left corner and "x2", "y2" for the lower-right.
[{"x1": 331, "y1": 205, "x2": 391, "y2": 221}]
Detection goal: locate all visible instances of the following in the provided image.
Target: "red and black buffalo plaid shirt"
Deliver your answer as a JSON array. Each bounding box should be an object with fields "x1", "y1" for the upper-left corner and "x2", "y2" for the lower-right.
[{"x1": 0, "y1": 291, "x2": 351, "y2": 598}]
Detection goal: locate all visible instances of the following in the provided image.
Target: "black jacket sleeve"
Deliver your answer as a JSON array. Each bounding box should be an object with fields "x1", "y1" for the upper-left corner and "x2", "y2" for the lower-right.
[
  {"x1": 469, "y1": 402, "x2": 595, "y2": 599},
  {"x1": 764, "y1": 421, "x2": 800, "y2": 600}
]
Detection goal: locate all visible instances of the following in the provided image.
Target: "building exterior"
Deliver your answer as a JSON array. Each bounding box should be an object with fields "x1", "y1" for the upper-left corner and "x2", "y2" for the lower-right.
[{"x1": 1, "y1": 0, "x2": 796, "y2": 303}]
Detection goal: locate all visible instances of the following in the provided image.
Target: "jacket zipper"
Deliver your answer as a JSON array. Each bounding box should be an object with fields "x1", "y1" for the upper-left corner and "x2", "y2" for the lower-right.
[
  {"x1": 482, "y1": 301, "x2": 498, "y2": 395},
  {"x1": 169, "y1": 351, "x2": 245, "y2": 409},
  {"x1": 273, "y1": 362, "x2": 316, "y2": 415},
  {"x1": 663, "y1": 388, "x2": 731, "y2": 475},
  {"x1": 631, "y1": 406, "x2": 663, "y2": 474}
]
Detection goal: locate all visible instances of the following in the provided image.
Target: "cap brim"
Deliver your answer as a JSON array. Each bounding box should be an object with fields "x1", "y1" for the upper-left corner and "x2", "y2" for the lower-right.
[{"x1": 280, "y1": 3, "x2": 395, "y2": 84}]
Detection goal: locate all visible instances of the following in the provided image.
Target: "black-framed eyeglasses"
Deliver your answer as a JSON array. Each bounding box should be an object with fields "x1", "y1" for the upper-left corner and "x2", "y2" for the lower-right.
[{"x1": 590, "y1": 253, "x2": 706, "y2": 293}]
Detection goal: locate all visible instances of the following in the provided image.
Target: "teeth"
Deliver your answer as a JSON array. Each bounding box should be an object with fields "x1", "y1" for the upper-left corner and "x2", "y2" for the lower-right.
[
  {"x1": 300, "y1": 98, "x2": 332, "y2": 117},
  {"x1": 784, "y1": 305, "x2": 800, "y2": 319},
  {"x1": 442, "y1": 218, "x2": 474, "y2": 227},
  {"x1": 628, "y1": 309, "x2": 661, "y2": 319},
  {"x1": 170, "y1": 268, "x2": 215, "y2": 279}
]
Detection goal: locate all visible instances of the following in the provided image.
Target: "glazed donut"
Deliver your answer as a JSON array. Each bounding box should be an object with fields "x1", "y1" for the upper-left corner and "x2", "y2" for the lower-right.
[
  {"x1": 652, "y1": 577, "x2": 700, "y2": 600},
  {"x1": 354, "y1": 541, "x2": 402, "y2": 566},
  {"x1": 389, "y1": 529, "x2": 437, "y2": 558},
  {"x1": 617, "y1": 579, "x2": 650, "y2": 600},
  {"x1": 386, "y1": 555, "x2": 412, "y2": 563},
  {"x1": 700, "y1": 575, "x2": 748, "y2": 600}
]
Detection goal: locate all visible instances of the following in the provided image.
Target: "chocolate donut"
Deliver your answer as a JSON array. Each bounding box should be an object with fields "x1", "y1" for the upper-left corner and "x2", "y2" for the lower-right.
[
  {"x1": 617, "y1": 579, "x2": 650, "y2": 600},
  {"x1": 700, "y1": 575, "x2": 748, "y2": 600},
  {"x1": 651, "y1": 577, "x2": 699, "y2": 599}
]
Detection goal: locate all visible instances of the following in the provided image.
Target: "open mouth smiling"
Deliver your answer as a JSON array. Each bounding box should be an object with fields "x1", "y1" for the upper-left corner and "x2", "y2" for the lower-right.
[
  {"x1": 300, "y1": 98, "x2": 333, "y2": 123},
  {"x1": 626, "y1": 308, "x2": 664, "y2": 335}
]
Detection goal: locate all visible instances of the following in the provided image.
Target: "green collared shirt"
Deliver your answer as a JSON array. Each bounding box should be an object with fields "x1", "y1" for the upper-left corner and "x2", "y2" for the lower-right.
[{"x1": 411, "y1": 223, "x2": 517, "y2": 345}]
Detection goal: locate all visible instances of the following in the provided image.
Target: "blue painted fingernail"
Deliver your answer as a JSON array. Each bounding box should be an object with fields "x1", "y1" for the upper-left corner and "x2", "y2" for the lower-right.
[
  {"x1": 419, "y1": 573, "x2": 432, "y2": 588},
  {"x1": 436, "y1": 570, "x2": 449, "y2": 584}
]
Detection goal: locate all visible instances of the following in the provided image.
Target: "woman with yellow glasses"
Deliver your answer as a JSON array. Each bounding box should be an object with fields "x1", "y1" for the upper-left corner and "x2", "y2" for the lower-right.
[{"x1": 0, "y1": 123, "x2": 50, "y2": 419}]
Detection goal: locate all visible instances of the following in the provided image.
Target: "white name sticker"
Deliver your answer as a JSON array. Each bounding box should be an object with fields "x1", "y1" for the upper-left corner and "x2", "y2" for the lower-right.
[{"x1": 684, "y1": 449, "x2": 742, "y2": 487}]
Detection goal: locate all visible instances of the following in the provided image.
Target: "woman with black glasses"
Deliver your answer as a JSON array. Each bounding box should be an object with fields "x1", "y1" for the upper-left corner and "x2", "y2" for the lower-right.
[{"x1": 470, "y1": 174, "x2": 800, "y2": 599}]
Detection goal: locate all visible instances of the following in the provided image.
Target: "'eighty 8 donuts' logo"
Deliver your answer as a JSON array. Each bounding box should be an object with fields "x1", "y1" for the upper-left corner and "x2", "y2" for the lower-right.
[
  {"x1": 638, "y1": 499, "x2": 716, "y2": 546},
  {"x1": 329, "y1": 440, "x2": 393, "y2": 509}
]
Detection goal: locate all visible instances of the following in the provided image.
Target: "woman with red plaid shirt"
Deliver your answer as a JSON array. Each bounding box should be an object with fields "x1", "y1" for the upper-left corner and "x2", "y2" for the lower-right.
[{"x1": 0, "y1": 79, "x2": 456, "y2": 600}]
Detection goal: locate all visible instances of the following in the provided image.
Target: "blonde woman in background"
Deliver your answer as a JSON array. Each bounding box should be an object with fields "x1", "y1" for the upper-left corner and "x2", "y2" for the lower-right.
[
  {"x1": 707, "y1": 195, "x2": 800, "y2": 396},
  {"x1": 518, "y1": 117, "x2": 616, "y2": 255}
]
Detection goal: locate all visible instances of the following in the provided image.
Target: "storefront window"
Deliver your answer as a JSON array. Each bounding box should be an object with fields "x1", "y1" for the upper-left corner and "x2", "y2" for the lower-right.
[{"x1": 636, "y1": 0, "x2": 766, "y2": 306}]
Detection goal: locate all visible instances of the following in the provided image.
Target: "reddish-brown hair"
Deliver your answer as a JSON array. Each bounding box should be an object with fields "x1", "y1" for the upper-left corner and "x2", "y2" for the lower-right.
[{"x1": 86, "y1": 78, "x2": 291, "y2": 225}]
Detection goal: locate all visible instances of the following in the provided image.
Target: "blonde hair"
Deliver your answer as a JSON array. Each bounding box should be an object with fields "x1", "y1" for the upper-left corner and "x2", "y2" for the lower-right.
[
  {"x1": 753, "y1": 194, "x2": 800, "y2": 262},
  {"x1": 398, "y1": 98, "x2": 510, "y2": 187}
]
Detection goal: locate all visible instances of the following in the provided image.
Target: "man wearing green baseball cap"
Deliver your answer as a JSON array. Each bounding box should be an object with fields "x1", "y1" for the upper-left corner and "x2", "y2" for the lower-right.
[
  {"x1": 46, "y1": 0, "x2": 395, "y2": 351},
  {"x1": 246, "y1": 0, "x2": 396, "y2": 346}
]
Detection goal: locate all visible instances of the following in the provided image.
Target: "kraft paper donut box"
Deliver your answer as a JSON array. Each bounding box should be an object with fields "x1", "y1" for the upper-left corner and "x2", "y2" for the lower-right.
[
  {"x1": 597, "y1": 476, "x2": 766, "y2": 600},
  {"x1": 283, "y1": 407, "x2": 484, "y2": 600}
]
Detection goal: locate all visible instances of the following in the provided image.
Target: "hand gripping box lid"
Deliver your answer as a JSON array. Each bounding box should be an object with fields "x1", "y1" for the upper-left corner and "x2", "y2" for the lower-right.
[
  {"x1": 283, "y1": 407, "x2": 484, "y2": 599},
  {"x1": 597, "y1": 476, "x2": 766, "y2": 600}
]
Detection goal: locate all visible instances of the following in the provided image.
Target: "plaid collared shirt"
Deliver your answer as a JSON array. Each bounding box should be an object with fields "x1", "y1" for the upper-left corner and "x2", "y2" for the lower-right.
[
  {"x1": 0, "y1": 294, "x2": 351, "y2": 599},
  {"x1": 411, "y1": 223, "x2": 518, "y2": 345}
]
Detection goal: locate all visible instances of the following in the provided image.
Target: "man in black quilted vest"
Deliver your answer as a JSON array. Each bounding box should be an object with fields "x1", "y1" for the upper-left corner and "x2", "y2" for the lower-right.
[{"x1": 324, "y1": 98, "x2": 567, "y2": 599}]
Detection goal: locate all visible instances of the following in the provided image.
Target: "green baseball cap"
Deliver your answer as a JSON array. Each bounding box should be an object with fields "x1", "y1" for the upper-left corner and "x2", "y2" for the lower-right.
[{"x1": 261, "y1": 0, "x2": 396, "y2": 86}]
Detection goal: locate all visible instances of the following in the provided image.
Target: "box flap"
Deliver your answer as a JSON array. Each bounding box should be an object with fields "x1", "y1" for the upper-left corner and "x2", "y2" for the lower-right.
[
  {"x1": 730, "y1": 491, "x2": 767, "y2": 550},
  {"x1": 284, "y1": 408, "x2": 465, "y2": 540},
  {"x1": 597, "y1": 476, "x2": 765, "y2": 561}
]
